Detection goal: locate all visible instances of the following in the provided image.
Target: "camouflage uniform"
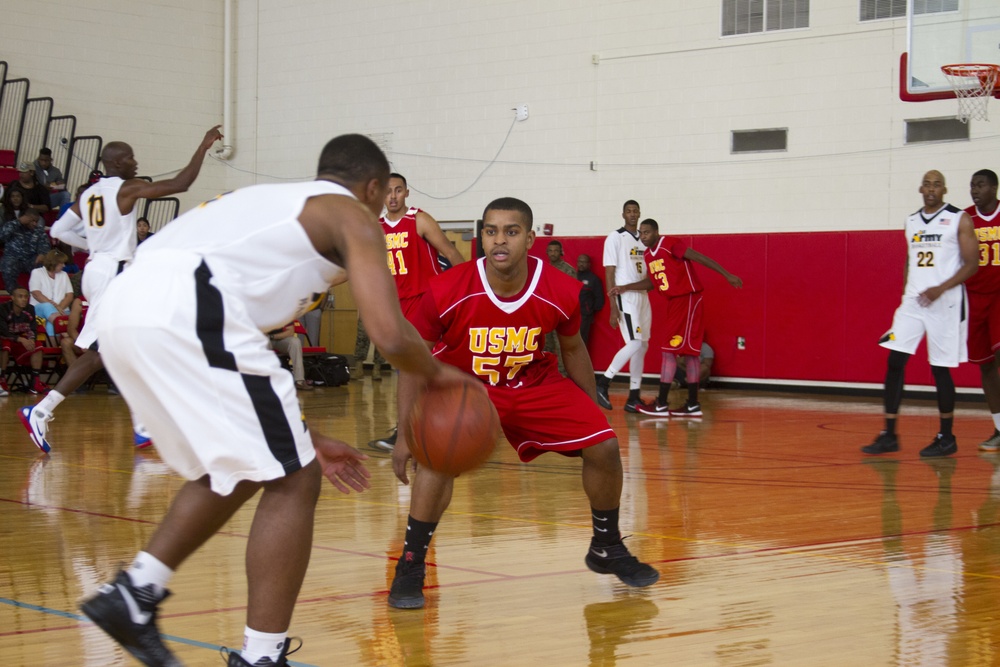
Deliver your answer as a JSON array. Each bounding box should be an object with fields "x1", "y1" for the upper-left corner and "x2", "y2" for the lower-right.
[
  {"x1": 354, "y1": 318, "x2": 385, "y2": 377},
  {"x1": 0, "y1": 219, "x2": 50, "y2": 293}
]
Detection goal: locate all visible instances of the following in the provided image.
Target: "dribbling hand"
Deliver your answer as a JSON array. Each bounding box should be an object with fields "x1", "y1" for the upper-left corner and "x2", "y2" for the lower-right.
[{"x1": 313, "y1": 433, "x2": 371, "y2": 494}]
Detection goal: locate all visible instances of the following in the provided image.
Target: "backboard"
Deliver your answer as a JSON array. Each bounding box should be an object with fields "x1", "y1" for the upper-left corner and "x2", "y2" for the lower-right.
[{"x1": 901, "y1": 0, "x2": 1000, "y2": 102}]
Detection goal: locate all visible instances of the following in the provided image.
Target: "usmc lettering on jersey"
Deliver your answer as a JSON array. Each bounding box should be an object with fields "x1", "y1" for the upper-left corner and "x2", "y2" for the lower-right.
[
  {"x1": 469, "y1": 327, "x2": 541, "y2": 385},
  {"x1": 647, "y1": 259, "x2": 669, "y2": 291},
  {"x1": 911, "y1": 231, "x2": 943, "y2": 245},
  {"x1": 385, "y1": 232, "x2": 410, "y2": 250},
  {"x1": 469, "y1": 326, "x2": 543, "y2": 354},
  {"x1": 976, "y1": 226, "x2": 1000, "y2": 242}
]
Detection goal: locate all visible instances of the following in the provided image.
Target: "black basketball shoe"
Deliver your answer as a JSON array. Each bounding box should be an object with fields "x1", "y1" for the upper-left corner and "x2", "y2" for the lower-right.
[
  {"x1": 388, "y1": 559, "x2": 427, "y2": 609},
  {"x1": 861, "y1": 431, "x2": 899, "y2": 455},
  {"x1": 920, "y1": 433, "x2": 957, "y2": 458},
  {"x1": 595, "y1": 378, "x2": 612, "y2": 410},
  {"x1": 80, "y1": 570, "x2": 180, "y2": 667},
  {"x1": 585, "y1": 539, "x2": 660, "y2": 588}
]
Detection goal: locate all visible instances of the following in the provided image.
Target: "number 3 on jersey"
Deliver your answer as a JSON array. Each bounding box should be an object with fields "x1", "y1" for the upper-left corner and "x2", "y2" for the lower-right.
[
  {"x1": 87, "y1": 194, "x2": 106, "y2": 228},
  {"x1": 387, "y1": 249, "x2": 408, "y2": 276},
  {"x1": 979, "y1": 242, "x2": 1000, "y2": 267}
]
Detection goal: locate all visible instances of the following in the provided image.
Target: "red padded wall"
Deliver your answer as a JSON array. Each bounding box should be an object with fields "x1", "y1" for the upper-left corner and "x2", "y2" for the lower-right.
[{"x1": 532, "y1": 229, "x2": 982, "y2": 389}]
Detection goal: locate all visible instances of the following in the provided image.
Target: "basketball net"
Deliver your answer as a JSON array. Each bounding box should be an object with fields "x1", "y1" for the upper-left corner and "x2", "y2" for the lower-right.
[{"x1": 941, "y1": 64, "x2": 1000, "y2": 123}]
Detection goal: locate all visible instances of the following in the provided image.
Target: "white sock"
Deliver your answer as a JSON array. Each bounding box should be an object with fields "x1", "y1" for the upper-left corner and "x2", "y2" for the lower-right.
[
  {"x1": 37, "y1": 390, "x2": 65, "y2": 414},
  {"x1": 991, "y1": 413, "x2": 1000, "y2": 431},
  {"x1": 126, "y1": 551, "x2": 173, "y2": 595},
  {"x1": 242, "y1": 627, "x2": 287, "y2": 665}
]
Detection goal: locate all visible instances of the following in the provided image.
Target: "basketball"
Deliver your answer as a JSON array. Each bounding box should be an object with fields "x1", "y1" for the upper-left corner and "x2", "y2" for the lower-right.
[{"x1": 405, "y1": 383, "x2": 501, "y2": 476}]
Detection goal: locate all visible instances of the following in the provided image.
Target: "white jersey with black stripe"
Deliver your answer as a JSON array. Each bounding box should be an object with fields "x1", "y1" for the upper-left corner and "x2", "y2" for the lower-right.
[
  {"x1": 603, "y1": 226, "x2": 646, "y2": 286},
  {"x1": 80, "y1": 177, "x2": 138, "y2": 262},
  {"x1": 903, "y1": 204, "x2": 965, "y2": 299},
  {"x1": 136, "y1": 180, "x2": 350, "y2": 333}
]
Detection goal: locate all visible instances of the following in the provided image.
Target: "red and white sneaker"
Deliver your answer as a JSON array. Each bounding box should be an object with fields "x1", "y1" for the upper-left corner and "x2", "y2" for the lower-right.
[
  {"x1": 30, "y1": 376, "x2": 49, "y2": 395},
  {"x1": 670, "y1": 402, "x2": 703, "y2": 417},
  {"x1": 635, "y1": 401, "x2": 671, "y2": 418}
]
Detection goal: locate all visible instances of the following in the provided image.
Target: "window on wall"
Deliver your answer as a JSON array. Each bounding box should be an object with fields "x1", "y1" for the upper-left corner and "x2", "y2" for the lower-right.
[
  {"x1": 722, "y1": 0, "x2": 809, "y2": 36},
  {"x1": 859, "y1": 0, "x2": 958, "y2": 21},
  {"x1": 905, "y1": 117, "x2": 969, "y2": 143},
  {"x1": 731, "y1": 128, "x2": 788, "y2": 153}
]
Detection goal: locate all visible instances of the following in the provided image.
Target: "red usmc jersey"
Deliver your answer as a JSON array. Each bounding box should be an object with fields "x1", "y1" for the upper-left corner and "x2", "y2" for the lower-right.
[
  {"x1": 380, "y1": 207, "x2": 442, "y2": 300},
  {"x1": 415, "y1": 256, "x2": 582, "y2": 389},
  {"x1": 644, "y1": 235, "x2": 702, "y2": 298},
  {"x1": 965, "y1": 203, "x2": 1000, "y2": 294}
]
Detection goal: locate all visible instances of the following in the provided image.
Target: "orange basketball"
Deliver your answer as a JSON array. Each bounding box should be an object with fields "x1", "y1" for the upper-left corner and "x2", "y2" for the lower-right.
[{"x1": 405, "y1": 383, "x2": 501, "y2": 476}]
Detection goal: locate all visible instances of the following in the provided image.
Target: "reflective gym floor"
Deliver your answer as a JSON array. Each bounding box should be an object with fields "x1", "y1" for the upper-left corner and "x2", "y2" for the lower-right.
[{"x1": 2, "y1": 377, "x2": 998, "y2": 666}]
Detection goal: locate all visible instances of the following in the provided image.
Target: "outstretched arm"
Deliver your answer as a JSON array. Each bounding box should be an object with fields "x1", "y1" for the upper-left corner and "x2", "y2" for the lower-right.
[
  {"x1": 609, "y1": 275, "x2": 653, "y2": 296},
  {"x1": 117, "y1": 126, "x2": 223, "y2": 214},
  {"x1": 683, "y1": 248, "x2": 743, "y2": 288}
]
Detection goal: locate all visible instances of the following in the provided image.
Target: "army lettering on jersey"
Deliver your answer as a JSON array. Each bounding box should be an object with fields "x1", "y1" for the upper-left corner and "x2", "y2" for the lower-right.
[{"x1": 903, "y1": 204, "x2": 965, "y2": 299}]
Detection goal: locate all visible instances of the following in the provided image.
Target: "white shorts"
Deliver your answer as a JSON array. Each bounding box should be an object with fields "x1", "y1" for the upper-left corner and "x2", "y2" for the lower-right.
[
  {"x1": 879, "y1": 291, "x2": 968, "y2": 367},
  {"x1": 76, "y1": 254, "x2": 128, "y2": 350},
  {"x1": 96, "y1": 251, "x2": 315, "y2": 495},
  {"x1": 614, "y1": 291, "x2": 651, "y2": 343}
]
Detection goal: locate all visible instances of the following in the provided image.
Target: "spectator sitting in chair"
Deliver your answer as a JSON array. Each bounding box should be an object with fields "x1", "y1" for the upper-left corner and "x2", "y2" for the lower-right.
[
  {"x1": 269, "y1": 322, "x2": 313, "y2": 392},
  {"x1": 29, "y1": 250, "x2": 74, "y2": 338},
  {"x1": 0, "y1": 208, "x2": 50, "y2": 294},
  {"x1": 0, "y1": 286, "x2": 47, "y2": 395},
  {"x1": 2, "y1": 188, "x2": 28, "y2": 223},
  {"x1": 136, "y1": 216, "x2": 154, "y2": 245},
  {"x1": 6, "y1": 162, "x2": 50, "y2": 215},
  {"x1": 33, "y1": 148, "x2": 71, "y2": 210}
]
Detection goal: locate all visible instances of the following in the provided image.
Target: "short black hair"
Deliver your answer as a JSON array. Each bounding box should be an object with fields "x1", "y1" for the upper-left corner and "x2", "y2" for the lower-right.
[
  {"x1": 137, "y1": 216, "x2": 150, "y2": 224},
  {"x1": 623, "y1": 199, "x2": 639, "y2": 211},
  {"x1": 389, "y1": 172, "x2": 407, "y2": 187},
  {"x1": 639, "y1": 218, "x2": 659, "y2": 231},
  {"x1": 547, "y1": 240, "x2": 563, "y2": 249},
  {"x1": 20, "y1": 208, "x2": 41, "y2": 221},
  {"x1": 39, "y1": 147, "x2": 52, "y2": 157},
  {"x1": 483, "y1": 197, "x2": 533, "y2": 230},
  {"x1": 316, "y1": 134, "x2": 390, "y2": 187},
  {"x1": 973, "y1": 169, "x2": 999, "y2": 188}
]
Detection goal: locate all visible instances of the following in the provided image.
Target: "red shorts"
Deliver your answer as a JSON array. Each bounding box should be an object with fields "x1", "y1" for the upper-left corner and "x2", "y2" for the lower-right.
[
  {"x1": 660, "y1": 293, "x2": 704, "y2": 357},
  {"x1": 968, "y1": 290, "x2": 1000, "y2": 364},
  {"x1": 487, "y1": 376, "x2": 616, "y2": 462},
  {"x1": 400, "y1": 294, "x2": 424, "y2": 326},
  {"x1": 1, "y1": 339, "x2": 33, "y2": 359}
]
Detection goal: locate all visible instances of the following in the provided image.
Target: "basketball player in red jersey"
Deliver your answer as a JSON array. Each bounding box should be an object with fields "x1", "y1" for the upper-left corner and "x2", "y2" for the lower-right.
[
  {"x1": 965, "y1": 169, "x2": 1000, "y2": 451},
  {"x1": 384, "y1": 197, "x2": 659, "y2": 610},
  {"x1": 370, "y1": 173, "x2": 466, "y2": 451},
  {"x1": 612, "y1": 218, "x2": 742, "y2": 417}
]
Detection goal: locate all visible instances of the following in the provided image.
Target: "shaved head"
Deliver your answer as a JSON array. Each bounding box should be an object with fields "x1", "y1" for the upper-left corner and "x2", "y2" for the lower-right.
[
  {"x1": 99, "y1": 141, "x2": 137, "y2": 179},
  {"x1": 101, "y1": 142, "x2": 132, "y2": 164},
  {"x1": 923, "y1": 169, "x2": 945, "y2": 185}
]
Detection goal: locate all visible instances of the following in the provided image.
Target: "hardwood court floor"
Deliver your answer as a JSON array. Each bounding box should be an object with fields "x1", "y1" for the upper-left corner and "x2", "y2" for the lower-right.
[{"x1": 2, "y1": 379, "x2": 999, "y2": 666}]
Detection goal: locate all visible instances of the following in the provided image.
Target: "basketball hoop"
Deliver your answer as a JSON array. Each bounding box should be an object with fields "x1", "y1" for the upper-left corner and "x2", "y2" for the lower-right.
[{"x1": 940, "y1": 64, "x2": 1000, "y2": 123}]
